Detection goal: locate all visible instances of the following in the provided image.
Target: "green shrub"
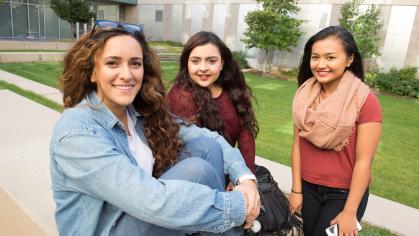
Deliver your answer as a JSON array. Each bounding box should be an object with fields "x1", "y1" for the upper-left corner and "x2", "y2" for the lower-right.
[
  {"x1": 150, "y1": 40, "x2": 183, "y2": 47},
  {"x1": 375, "y1": 67, "x2": 419, "y2": 98},
  {"x1": 365, "y1": 71, "x2": 378, "y2": 87},
  {"x1": 282, "y1": 67, "x2": 299, "y2": 79},
  {"x1": 232, "y1": 51, "x2": 249, "y2": 69}
]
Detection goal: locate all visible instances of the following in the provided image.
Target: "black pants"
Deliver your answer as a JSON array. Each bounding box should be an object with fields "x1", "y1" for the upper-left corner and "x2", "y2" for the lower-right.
[{"x1": 301, "y1": 180, "x2": 369, "y2": 236}]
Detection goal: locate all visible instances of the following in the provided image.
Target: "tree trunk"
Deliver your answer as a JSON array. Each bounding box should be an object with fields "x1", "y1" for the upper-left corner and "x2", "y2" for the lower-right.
[
  {"x1": 71, "y1": 23, "x2": 77, "y2": 38},
  {"x1": 263, "y1": 48, "x2": 268, "y2": 74}
]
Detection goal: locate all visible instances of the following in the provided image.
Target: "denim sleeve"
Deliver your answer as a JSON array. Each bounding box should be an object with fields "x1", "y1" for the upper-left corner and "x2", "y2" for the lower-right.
[
  {"x1": 178, "y1": 124, "x2": 253, "y2": 184},
  {"x1": 52, "y1": 129, "x2": 246, "y2": 232}
]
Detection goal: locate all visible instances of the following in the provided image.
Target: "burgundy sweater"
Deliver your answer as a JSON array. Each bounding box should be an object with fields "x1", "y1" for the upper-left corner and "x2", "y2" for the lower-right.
[{"x1": 167, "y1": 84, "x2": 256, "y2": 172}]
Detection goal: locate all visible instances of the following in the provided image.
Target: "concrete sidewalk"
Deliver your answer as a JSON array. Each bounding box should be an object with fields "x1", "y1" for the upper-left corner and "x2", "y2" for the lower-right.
[
  {"x1": 0, "y1": 70, "x2": 62, "y2": 105},
  {"x1": 1, "y1": 70, "x2": 419, "y2": 235}
]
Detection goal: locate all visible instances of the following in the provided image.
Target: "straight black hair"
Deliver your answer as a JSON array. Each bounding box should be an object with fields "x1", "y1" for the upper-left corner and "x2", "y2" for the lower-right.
[{"x1": 297, "y1": 26, "x2": 364, "y2": 87}]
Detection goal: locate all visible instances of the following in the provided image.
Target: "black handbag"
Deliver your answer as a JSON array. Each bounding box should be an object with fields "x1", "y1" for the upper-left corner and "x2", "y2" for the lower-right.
[{"x1": 246, "y1": 165, "x2": 303, "y2": 236}]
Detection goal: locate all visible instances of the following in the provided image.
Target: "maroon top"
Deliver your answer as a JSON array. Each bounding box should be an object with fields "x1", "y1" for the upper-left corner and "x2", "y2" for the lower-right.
[
  {"x1": 299, "y1": 92, "x2": 382, "y2": 189},
  {"x1": 167, "y1": 84, "x2": 256, "y2": 172}
]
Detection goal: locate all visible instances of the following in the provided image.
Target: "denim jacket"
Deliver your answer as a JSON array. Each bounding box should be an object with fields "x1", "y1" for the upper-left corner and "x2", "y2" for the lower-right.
[{"x1": 50, "y1": 92, "x2": 252, "y2": 235}]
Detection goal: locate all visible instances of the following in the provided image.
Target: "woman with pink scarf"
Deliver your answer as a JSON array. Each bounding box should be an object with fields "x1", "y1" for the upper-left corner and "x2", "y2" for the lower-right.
[{"x1": 289, "y1": 26, "x2": 382, "y2": 236}]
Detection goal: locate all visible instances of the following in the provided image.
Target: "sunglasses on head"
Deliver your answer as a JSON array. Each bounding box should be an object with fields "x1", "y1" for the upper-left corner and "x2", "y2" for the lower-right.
[{"x1": 93, "y1": 20, "x2": 144, "y2": 35}]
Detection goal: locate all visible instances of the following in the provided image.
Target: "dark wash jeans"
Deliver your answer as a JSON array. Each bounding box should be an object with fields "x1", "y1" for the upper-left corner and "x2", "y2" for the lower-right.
[{"x1": 301, "y1": 180, "x2": 369, "y2": 236}]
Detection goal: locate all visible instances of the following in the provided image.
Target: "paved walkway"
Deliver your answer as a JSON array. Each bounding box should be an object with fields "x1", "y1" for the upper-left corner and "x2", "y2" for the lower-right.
[{"x1": 1, "y1": 69, "x2": 418, "y2": 236}]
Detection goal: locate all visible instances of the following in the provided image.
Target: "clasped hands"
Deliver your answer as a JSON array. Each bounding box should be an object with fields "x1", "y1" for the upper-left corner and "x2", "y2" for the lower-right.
[{"x1": 234, "y1": 179, "x2": 261, "y2": 229}]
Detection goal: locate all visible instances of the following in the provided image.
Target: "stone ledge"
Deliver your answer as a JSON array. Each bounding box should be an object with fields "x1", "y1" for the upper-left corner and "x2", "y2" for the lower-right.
[
  {"x1": 0, "y1": 188, "x2": 48, "y2": 236},
  {"x1": 0, "y1": 90, "x2": 59, "y2": 236},
  {"x1": 0, "y1": 52, "x2": 179, "y2": 63}
]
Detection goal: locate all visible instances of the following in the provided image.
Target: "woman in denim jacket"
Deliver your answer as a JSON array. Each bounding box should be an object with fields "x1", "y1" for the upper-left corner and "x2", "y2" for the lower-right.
[{"x1": 50, "y1": 21, "x2": 259, "y2": 236}]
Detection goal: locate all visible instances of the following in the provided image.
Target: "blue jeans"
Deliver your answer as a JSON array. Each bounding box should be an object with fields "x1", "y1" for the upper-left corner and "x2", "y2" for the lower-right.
[{"x1": 111, "y1": 137, "x2": 243, "y2": 236}]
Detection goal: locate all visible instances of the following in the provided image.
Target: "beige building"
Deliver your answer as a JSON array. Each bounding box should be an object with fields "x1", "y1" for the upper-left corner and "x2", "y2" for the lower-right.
[{"x1": 125, "y1": 0, "x2": 419, "y2": 71}]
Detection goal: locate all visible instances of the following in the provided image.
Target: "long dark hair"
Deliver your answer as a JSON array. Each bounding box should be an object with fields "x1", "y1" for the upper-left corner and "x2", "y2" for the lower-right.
[
  {"x1": 60, "y1": 28, "x2": 183, "y2": 177},
  {"x1": 174, "y1": 31, "x2": 258, "y2": 138},
  {"x1": 297, "y1": 25, "x2": 364, "y2": 87}
]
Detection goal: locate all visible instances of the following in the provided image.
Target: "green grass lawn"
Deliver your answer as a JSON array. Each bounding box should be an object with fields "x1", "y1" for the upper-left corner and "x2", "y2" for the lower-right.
[
  {"x1": 361, "y1": 224, "x2": 396, "y2": 235},
  {"x1": 0, "y1": 62, "x2": 62, "y2": 88},
  {"x1": 149, "y1": 41, "x2": 183, "y2": 53},
  {"x1": 0, "y1": 62, "x2": 418, "y2": 212}
]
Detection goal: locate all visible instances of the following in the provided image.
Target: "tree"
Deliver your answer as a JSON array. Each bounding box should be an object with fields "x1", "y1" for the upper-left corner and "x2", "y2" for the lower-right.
[
  {"x1": 50, "y1": 0, "x2": 95, "y2": 38},
  {"x1": 242, "y1": 0, "x2": 303, "y2": 73},
  {"x1": 339, "y1": 0, "x2": 382, "y2": 62}
]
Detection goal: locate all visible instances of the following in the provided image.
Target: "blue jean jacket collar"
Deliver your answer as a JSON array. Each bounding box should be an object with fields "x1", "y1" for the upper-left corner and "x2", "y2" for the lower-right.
[{"x1": 85, "y1": 91, "x2": 141, "y2": 130}]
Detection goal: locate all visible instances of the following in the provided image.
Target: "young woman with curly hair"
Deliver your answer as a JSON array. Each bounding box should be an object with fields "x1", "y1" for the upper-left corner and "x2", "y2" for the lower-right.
[
  {"x1": 167, "y1": 31, "x2": 258, "y2": 172},
  {"x1": 50, "y1": 21, "x2": 260, "y2": 236}
]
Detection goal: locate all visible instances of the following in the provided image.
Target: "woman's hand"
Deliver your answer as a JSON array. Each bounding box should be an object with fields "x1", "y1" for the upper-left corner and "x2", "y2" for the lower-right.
[
  {"x1": 289, "y1": 192, "x2": 303, "y2": 214},
  {"x1": 234, "y1": 180, "x2": 260, "y2": 229},
  {"x1": 331, "y1": 210, "x2": 359, "y2": 236},
  {"x1": 225, "y1": 182, "x2": 234, "y2": 191}
]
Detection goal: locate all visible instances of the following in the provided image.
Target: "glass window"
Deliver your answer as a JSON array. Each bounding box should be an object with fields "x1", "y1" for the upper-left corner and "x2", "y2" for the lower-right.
[
  {"x1": 39, "y1": 5, "x2": 45, "y2": 38},
  {"x1": 155, "y1": 10, "x2": 163, "y2": 22},
  {"x1": 11, "y1": 0, "x2": 26, "y2": 3},
  {"x1": 97, "y1": 3, "x2": 118, "y2": 21},
  {"x1": 0, "y1": 2, "x2": 13, "y2": 37},
  {"x1": 28, "y1": 5, "x2": 40, "y2": 38},
  {"x1": 60, "y1": 19, "x2": 73, "y2": 38},
  {"x1": 44, "y1": 7, "x2": 59, "y2": 38},
  {"x1": 119, "y1": 4, "x2": 125, "y2": 22},
  {"x1": 11, "y1": 2, "x2": 28, "y2": 38},
  {"x1": 0, "y1": 3, "x2": 12, "y2": 37},
  {"x1": 28, "y1": 0, "x2": 40, "y2": 5}
]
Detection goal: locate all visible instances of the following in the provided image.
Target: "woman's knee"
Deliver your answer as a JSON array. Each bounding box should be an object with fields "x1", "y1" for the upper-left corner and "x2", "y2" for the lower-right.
[
  {"x1": 181, "y1": 137, "x2": 224, "y2": 169},
  {"x1": 161, "y1": 157, "x2": 224, "y2": 190},
  {"x1": 184, "y1": 137, "x2": 223, "y2": 156}
]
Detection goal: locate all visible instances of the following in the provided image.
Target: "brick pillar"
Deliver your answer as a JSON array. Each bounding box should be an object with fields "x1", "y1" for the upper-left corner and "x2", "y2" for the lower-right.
[
  {"x1": 202, "y1": 4, "x2": 214, "y2": 32},
  {"x1": 163, "y1": 5, "x2": 173, "y2": 41},
  {"x1": 404, "y1": 6, "x2": 419, "y2": 69},
  {"x1": 224, "y1": 3, "x2": 240, "y2": 51}
]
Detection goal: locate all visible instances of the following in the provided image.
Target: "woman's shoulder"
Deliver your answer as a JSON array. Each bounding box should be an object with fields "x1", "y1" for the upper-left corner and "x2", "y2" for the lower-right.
[
  {"x1": 168, "y1": 84, "x2": 193, "y2": 98},
  {"x1": 362, "y1": 91, "x2": 381, "y2": 109},
  {"x1": 53, "y1": 105, "x2": 98, "y2": 138},
  {"x1": 167, "y1": 84, "x2": 195, "y2": 107},
  {"x1": 358, "y1": 91, "x2": 382, "y2": 123}
]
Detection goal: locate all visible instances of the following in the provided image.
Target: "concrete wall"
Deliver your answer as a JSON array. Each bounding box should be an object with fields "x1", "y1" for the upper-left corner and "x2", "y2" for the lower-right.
[
  {"x1": 0, "y1": 41, "x2": 74, "y2": 50},
  {"x1": 0, "y1": 52, "x2": 66, "y2": 63},
  {"x1": 131, "y1": 0, "x2": 419, "y2": 71},
  {"x1": 404, "y1": 6, "x2": 419, "y2": 68}
]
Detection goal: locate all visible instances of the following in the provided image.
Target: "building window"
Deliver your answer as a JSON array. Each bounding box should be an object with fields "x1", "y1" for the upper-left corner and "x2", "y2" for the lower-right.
[{"x1": 155, "y1": 10, "x2": 163, "y2": 22}]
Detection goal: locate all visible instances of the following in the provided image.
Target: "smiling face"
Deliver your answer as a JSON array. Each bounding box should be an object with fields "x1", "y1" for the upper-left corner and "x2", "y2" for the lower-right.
[
  {"x1": 310, "y1": 36, "x2": 354, "y2": 90},
  {"x1": 92, "y1": 35, "x2": 144, "y2": 115},
  {"x1": 187, "y1": 43, "x2": 224, "y2": 91}
]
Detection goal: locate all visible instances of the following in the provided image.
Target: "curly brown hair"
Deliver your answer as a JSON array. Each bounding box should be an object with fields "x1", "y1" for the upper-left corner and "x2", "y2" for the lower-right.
[
  {"x1": 60, "y1": 28, "x2": 183, "y2": 177},
  {"x1": 174, "y1": 31, "x2": 258, "y2": 138}
]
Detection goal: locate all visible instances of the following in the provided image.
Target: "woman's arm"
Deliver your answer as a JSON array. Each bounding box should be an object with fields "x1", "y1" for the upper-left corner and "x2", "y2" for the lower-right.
[
  {"x1": 289, "y1": 125, "x2": 303, "y2": 214},
  {"x1": 331, "y1": 121, "x2": 382, "y2": 234},
  {"x1": 237, "y1": 129, "x2": 256, "y2": 172}
]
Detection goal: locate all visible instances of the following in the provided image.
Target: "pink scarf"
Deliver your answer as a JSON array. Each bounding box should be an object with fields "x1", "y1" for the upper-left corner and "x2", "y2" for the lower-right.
[{"x1": 292, "y1": 71, "x2": 370, "y2": 151}]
